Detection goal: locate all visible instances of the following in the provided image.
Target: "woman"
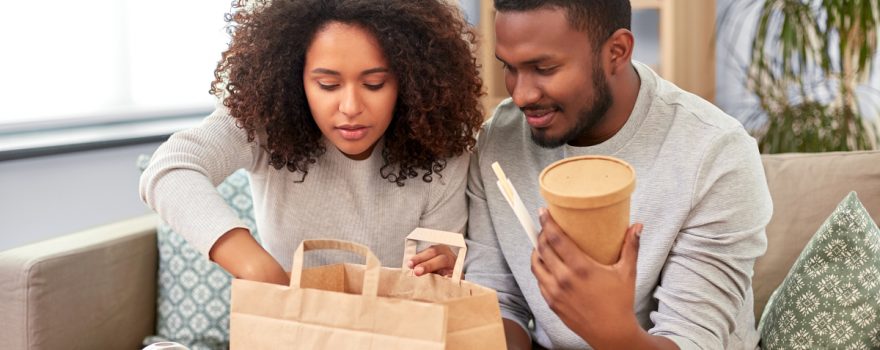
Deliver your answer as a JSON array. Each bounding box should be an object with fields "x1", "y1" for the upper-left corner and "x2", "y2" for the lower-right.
[{"x1": 140, "y1": 0, "x2": 483, "y2": 285}]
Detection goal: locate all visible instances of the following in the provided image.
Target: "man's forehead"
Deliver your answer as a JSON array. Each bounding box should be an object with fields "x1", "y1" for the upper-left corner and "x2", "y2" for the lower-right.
[
  {"x1": 495, "y1": 7, "x2": 571, "y2": 33},
  {"x1": 494, "y1": 8, "x2": 591, "y2": 62}
]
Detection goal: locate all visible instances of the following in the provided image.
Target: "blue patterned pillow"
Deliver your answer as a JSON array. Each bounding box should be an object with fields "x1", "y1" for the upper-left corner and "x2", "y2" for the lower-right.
[{"x1": 138, "y1": 155, "x2": 258, "y2": 350}]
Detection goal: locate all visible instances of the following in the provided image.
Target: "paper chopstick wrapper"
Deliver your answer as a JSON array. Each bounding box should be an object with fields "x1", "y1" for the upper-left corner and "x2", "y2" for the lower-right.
[{"x1": 492, "y1": 162, "x2": 539, "y2": 247}]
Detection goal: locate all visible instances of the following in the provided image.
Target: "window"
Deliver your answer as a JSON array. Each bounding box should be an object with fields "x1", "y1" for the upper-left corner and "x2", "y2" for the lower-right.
[{"x1": 0, "y1": 0, "x2": 231, "y2": 132}]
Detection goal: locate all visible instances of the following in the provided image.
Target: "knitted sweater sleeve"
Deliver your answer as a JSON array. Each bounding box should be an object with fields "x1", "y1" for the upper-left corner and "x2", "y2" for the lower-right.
[
  {"x1": 139, "y1": 106, "x2": 260, "y2": 258},
  {"x1": 419, "y1": 152, "x2": 470, "y2": 235}
]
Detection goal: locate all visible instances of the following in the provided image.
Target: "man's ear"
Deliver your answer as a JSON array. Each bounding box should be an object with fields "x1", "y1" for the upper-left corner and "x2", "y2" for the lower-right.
[{"x1": 604, "y1": 29, "x2": 634, "y2": 75}]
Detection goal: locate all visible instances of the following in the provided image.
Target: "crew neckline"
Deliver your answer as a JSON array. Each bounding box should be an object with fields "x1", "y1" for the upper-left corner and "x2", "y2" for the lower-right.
[{"x1": 563, "y1": 61, "x2": 656, "y2": 157}]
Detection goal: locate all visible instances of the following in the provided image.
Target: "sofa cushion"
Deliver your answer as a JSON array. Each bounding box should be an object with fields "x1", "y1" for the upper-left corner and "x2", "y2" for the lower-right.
[
  {"x1": 758, "y1": 192, "x2": 880, "y2": 349},
  {"x1": 756, "y1": 151, "x2": 880, "y2": 318},
  {"x1": 139, "y1": 155, "x2": 258, "y2": 350}
]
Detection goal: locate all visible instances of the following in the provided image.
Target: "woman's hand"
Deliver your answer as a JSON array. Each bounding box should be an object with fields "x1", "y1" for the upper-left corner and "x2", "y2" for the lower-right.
[
  {"x1": 407, "y1": 244, "x2": 457, "y2": 277},
  {"x1": 210, "y1": 227, "x2": 290, "y2": 285}
]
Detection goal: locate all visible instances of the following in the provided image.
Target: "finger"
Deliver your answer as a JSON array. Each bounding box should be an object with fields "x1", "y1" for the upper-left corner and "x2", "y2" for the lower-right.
[
  {"x1": 408, "y1": 246, "x2": 441, "y2": 268},
  {"x1": 540, "y1": 209, "x2": 600, "y2": 268},
  {"x1": 615, "y1": 223, "x2": 643, "y2": 271},
  {"x1": 536, "y1": 226, "x2": 572, "y2": 280},
  {"x1": 531, "y1": 249, "x2": 553, "y2": 284},
  {"x1": 413, "y1": 254, "x2": 452, "y2": 276},
  {"x1": 531, "y1": 250, "x2": 557, "y2": 308},
  {"x1": 544, "y1": 212, "x2": 586, "y2": 261}
]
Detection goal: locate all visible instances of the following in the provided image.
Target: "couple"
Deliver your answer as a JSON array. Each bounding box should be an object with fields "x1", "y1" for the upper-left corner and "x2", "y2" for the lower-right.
[{"x1": 140, "y1": 1, "x2": 772, "y2": 349}]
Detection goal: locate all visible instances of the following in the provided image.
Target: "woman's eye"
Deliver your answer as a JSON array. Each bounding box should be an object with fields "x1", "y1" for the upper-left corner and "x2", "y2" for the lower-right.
[
  {"x1": 364, "y1": 82, "x2": 385, "y2": 91},
  {"x1": 318, "y1": 82, "x2": 339, "y2": 90}
]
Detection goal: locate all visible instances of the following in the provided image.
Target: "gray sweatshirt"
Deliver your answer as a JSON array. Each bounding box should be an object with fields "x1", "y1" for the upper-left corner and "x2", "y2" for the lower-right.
[
  {"x1": 464, "y1": 62, "x2": 772, "y2": 349},
  {"x1": 139, "y1": 107, "x2": 469, "y2": 270}
]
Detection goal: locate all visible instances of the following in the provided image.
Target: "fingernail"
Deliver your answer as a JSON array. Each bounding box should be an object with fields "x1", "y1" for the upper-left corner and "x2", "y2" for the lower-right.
[
  {"x1": 415, "y1": 266, "x2": 424, "y2": 275},
  {"x1": 635, "y1": 224, "x2": 643, "y2": 238},
  {"x1": 538, "y1": 208, "x2": 548, "y2": 225},
  {"x1": 407, "y1": 260, "x2": 414, "y2": 268}
]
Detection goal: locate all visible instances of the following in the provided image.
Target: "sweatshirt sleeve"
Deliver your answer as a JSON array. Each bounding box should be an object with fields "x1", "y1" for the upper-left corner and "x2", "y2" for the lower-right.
[
  {"x1": 648, "y1": 127, "x2": 772, "y2": 349},
  {"x1": 463, "y1": 120, "x2": 534, "y2": 337},
  {"x1": 138, "y1": 106, "x2": 261, "y2": 258},
  {"x1": 419, "y1": 152, "x2": 470, "y2": 235}
]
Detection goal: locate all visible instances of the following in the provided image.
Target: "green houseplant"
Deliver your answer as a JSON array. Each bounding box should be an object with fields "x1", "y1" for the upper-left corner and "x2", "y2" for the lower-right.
[{"x1": 726, "y1": 0, "x2": 880, "y2": 153}]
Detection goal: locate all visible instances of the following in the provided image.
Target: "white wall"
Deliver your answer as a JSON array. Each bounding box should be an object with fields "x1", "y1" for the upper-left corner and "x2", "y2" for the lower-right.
[{"x1": 0, "y1": 142, "x2": 161, "y2": 251}]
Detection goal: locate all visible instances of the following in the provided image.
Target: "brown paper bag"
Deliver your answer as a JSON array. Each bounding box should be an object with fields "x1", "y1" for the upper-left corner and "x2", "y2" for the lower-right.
[{"x1": 229, "y1": 228, "x2": 507, "y2": 349}]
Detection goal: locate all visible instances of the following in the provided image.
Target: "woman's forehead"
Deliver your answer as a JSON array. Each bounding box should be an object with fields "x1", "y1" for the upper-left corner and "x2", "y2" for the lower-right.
[{"x1": 305, "y1": 22, "x2": 389, "y2": 72}]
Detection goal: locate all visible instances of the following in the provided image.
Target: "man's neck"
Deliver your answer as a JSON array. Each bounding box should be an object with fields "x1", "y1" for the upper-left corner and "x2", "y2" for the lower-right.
[{"x1": 570, "y1": 63, "x2": 641, "y2": 147}]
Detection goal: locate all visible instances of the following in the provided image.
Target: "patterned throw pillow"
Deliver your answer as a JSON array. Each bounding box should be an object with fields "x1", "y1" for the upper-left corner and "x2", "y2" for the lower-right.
[
  {"x1": 759, "y1": 192, "x2": 880, "y2": 349},
  {"x1": 138, "y1": 155, "x2": 258, "y2": 350}
]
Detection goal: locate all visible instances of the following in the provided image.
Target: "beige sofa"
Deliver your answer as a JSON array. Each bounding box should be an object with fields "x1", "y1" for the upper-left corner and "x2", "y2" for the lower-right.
[{"x1": 1, "y1": 151, "x2": 878, "y2": 349}]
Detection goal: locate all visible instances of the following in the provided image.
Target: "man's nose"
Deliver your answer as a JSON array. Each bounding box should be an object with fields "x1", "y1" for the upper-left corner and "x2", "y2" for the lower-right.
[{"x1": 510, "y1": 74, "x2": 541, "y2": 108}]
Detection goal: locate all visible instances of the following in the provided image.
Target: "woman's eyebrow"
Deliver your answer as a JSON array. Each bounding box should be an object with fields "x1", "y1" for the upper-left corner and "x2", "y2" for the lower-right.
[
  {"x1": 361, "y1": 67, "x2": 389, "y2": 76},
  {"x1": 309, "y1": 67, "x2": 389, "y2": 76},
  {"x1": 310, "y1": 68, "x2": 340, "y2": 75}
]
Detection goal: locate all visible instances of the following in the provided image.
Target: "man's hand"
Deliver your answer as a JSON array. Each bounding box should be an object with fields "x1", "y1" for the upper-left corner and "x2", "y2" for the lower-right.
[
  {"x1": 532, "y1": 209, "x2": 675, "y2": 349},
  {"x1": 408, "y1": 244, "x2": 457, "y2": 277}
]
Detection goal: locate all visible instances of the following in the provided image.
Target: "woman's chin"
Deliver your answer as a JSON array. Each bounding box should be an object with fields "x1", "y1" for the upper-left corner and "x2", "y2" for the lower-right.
[{"x1": 334, "y1": 142, "x2": 377, "y2": 161}]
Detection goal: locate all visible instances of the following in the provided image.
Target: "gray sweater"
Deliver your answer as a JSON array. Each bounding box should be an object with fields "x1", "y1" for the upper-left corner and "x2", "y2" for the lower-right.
[
  {"x1": 139, "y1": 107, "x2": 469, "y2": 270},
  {"x1": 464, "y1": 62, "x2": 772, "y2": 349}
]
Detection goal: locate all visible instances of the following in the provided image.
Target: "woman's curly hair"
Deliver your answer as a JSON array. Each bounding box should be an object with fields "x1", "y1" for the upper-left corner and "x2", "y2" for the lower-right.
[{"x1": 210, "y1": 0, "x2": 484, "y2": 185}]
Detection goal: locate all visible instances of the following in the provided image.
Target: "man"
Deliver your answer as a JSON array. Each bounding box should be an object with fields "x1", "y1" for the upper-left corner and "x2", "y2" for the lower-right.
[{"x1": 463, "y1": 1, "x2": 772, "y2": 349}]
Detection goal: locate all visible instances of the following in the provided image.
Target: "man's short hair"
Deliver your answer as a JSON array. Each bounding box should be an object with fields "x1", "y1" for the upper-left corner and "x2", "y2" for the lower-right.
[{"x1": 494, "y1": 0, "x2": 631, "y2": 51}]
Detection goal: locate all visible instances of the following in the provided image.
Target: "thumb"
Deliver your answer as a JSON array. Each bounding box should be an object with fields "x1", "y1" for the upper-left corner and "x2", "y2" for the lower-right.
[{"x1": 617, "y1": 223, "x2": 642, "y2": 269}]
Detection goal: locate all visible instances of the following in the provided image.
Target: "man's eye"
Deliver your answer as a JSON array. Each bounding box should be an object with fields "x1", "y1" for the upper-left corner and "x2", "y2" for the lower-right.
[{"x1": 535, "y1": 66, "x2": 557, "y2": 75}]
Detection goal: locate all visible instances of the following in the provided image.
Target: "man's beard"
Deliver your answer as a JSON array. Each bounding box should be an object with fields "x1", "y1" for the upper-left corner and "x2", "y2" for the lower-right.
[{"x1": 530, "y1": 67, "x2": 613, "y2": 149}]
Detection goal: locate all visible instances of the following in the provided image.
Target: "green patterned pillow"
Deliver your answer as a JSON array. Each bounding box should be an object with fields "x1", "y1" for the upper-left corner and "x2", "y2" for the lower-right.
[
  {"x1": 759, "y1": 192, "x2": 880, "y2": 349},
  {"x1": 138, "y1": 155, "x2": 258, "y2": 350}
]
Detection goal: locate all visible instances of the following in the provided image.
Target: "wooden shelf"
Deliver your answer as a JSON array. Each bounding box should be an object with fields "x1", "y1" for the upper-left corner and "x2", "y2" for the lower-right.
[{"x1": 631, "y1": 0, "x2": 662, "y2": 9}]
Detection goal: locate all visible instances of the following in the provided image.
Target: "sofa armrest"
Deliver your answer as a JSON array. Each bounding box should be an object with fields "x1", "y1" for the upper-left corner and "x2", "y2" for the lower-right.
[{"x1": 0, "y1": 214, "x2": 159, "y2": 350}]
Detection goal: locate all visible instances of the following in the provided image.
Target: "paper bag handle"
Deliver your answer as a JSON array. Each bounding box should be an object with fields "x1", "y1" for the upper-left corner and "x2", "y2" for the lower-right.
[
  {"x1": 401, "y1": 228, "x2": 467, "y2": 283},
  {"x1": 290, "y1": 239, "x2": 380, "y2": 297}
]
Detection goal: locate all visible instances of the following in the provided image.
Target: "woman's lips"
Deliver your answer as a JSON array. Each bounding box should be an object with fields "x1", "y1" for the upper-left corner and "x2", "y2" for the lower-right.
[{"x1": 336, "y1": 125, "x2": 370, "y2": 140}]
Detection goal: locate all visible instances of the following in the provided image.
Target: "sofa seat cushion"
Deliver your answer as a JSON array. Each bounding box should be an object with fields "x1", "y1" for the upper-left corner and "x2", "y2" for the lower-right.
[{"x1": 758, "y1": 192, "x2": 880, "y2": 349}]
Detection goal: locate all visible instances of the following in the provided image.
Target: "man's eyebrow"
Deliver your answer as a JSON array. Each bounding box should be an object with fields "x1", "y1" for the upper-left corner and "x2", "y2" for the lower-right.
[{"x1": 495, "y1": 54, "x2": 554, "y2": 66}]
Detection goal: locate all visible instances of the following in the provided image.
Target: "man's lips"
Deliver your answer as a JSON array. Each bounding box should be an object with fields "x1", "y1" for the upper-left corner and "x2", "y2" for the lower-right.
[{"x1": 524, "y1": 109, "x2": 557, "y2": 128}]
